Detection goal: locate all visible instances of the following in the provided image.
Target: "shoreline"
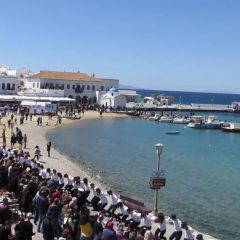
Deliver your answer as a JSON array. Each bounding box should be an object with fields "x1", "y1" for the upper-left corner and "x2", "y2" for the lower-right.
[{"x1": 1, "y1": 111, "x2": 218, "y2": 240}]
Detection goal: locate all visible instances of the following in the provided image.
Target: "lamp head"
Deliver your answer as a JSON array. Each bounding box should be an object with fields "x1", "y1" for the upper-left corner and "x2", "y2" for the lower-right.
[{"x1": 155, "y1": 143, "x2": 164, "y2": 156}]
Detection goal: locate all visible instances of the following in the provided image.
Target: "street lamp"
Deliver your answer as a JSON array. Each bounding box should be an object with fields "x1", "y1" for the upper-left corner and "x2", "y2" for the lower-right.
[{"x1": 151, "y1": 143, "x2": 164, "y2": 216}]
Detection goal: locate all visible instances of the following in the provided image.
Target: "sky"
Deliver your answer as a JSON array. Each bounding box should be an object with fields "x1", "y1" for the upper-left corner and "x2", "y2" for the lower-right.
[{"x1": 1, "y1": 0, "x2": 240, "y2": 93}]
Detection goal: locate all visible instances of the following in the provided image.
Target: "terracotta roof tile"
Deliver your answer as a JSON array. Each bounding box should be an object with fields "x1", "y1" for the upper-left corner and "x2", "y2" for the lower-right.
[{"x1": 29, "y1": 70, "x2": 103, "y2": 82}]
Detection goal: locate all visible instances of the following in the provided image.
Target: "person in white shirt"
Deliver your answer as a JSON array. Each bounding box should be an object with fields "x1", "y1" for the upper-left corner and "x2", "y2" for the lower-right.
[
  {"x1": 154, "y1": 212, "x2": 167, "y2": 240},
  {"x1": 127, "y1": 209, "x2": 141, "y2": 230},
  {"x1": 139, "y1": 212, "x2": 152, "y2": 236},
  {"x1": 57, "y1": 172, "x2": 65, "y2": 188},
  {"x1": 169, "y1": 214, "x2": 182, "y2": 240},
  {"x1": 39, "y1": 165, "x2": 47, "y2": 180},
  {"x1": 46, "y1": 168, "x2": 52, "y2": 180},
  {"x1": 106, "y1": 190, "x2": 121, "y2": 217},
  {"x1": 96, "y1": 188, "x2": 108, "y2": 210},
  {"x1": 115, "y1": 202, "x2": 129, "y2": 223},
  {"x1": 51, "y1": 169, "x2": 58, "y2": 182},
  {"x1": 181, "y1": 221, "x2": 194, "y2": 240},
  {"x1": 64, "y1": 174, "x2": 74, "y2": 191}
]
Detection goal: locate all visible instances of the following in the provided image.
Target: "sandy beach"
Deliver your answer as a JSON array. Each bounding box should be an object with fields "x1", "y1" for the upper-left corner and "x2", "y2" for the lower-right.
[
  {"x1": 0, "y1": 111, "x2": 217, "y2": 240},
  {"x1": 1, "y1": 111, "x2": 127, "y2": 190}
]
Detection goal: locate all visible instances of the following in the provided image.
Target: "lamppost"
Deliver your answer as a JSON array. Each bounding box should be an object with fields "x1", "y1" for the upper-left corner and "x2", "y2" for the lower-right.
[{"x1": 149, "y1": 143, "x2": 165, "y2": 216}]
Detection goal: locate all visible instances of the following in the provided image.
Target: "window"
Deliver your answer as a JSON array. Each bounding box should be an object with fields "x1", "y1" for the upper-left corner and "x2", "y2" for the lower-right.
[
  {"x1": 61, "y1": 84, "x2": 64, "y2": 89},
  {"x1": 87, "y1": 85, "x2": 90, "y2": 90},
  {"x1": 2, "y1": 83, "x2": 5, "y2": 90},
  {"x1": 12, "y1": 84, "x2": 15, "y2": 90},
  {"x1": 67, "y1": 84, "x2": 70, "y2": 89},
  {"x1": 100, "y1": 86, "x2": 104, "y2": 91},
  {"x1": 82, "y1": 85, "x2": 85, "y2": 90},
  {"x1": 33, "y1": 83, "x2": 35, "y2": 88},
  {"x1": 92, "y1": 85, "x2": 95, "y2": 90},
  {"x1": 7, "y1": 83, "x2": 11, "y2": 90},
  {"x1": 72, "y1": 85, "x2": 75, "y2": 89}
]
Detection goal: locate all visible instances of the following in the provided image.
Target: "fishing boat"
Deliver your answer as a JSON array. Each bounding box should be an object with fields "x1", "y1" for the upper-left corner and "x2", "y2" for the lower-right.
[
  {"x1": 187, "y1": 115, "x2": 222, "y2": 129},
  {"x1": 221, "y1": 122, "x2": 240, "y2": 133}
]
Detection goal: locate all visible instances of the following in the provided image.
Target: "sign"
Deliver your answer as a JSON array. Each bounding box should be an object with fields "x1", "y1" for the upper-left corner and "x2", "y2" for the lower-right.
[{"x1": 149, "y1": 177, "x2": 166, "y2": 189}]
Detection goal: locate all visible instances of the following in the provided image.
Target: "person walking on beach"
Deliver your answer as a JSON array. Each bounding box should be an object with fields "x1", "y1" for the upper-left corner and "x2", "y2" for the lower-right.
[
  {"x1": 47, "y1": 142, "x2": 52, "y2": 157},
  {"x1": 2, "y1": 130, "x2": 6, "y2": 146}
]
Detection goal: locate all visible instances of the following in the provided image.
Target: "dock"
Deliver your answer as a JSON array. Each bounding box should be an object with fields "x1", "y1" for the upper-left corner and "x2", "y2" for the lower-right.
[{"x1": 125, "y1": 102, "x2": 232, "y2": 113}]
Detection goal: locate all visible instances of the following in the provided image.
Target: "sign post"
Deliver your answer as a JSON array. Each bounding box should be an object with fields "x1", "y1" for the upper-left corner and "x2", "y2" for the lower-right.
[{"x1": 150, "y1": 144, "x2": 166, "y2": 216}]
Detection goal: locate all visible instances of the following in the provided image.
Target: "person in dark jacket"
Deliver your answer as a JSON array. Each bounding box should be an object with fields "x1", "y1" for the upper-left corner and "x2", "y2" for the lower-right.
[
  {"x1": 42, "y1": 212, "x2": 55, "y2": 240},
  {"x1": 36, "y1": 191, "x2": 49, "y2": 233},
  {"x1": 18, "y1": 185, "x2": 32, "y2": 218},
  {"x1": 20, "y1": 213, "x2": 35, "y2": 240},
  {"x1": 47, "y1": 198, "x2": 61, "y2": 238}
]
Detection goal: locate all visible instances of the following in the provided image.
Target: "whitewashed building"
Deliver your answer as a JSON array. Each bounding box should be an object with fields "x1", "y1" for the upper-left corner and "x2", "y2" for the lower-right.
[
  {"x1": 22, "y1": 70, "x2": 119, "y2": 103},
  {"x1": 0, "y1": 75, "x2": 18, "y2": 95},
  {"x1": 98, "y1": 88, "x2": 140, "y2": 109}
]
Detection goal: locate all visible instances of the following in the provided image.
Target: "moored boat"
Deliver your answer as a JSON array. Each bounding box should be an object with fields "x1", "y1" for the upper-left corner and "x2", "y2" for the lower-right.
[
  {"x1": 173, "y1": 116, "x2": 190, "y2": 124},
  {"x1": 159, "y1": 115, "x2": 173, "y2": 123},
  {"x1": 187, "y1": 115, "x2": 222, "y2": 129},
  {"x1": 222, "y1": 122, "x2": 240, "y2": 133}
]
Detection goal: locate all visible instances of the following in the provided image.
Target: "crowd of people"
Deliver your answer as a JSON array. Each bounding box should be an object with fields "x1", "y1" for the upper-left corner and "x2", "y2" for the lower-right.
[{"x1": 0, "y1": 110, "x2": 205, "y2": 240}]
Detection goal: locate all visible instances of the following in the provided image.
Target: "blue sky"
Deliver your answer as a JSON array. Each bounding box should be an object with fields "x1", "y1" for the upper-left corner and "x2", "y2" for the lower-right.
[{"x1": 1, "y1": 0, "x2": 240, "y2": 93}]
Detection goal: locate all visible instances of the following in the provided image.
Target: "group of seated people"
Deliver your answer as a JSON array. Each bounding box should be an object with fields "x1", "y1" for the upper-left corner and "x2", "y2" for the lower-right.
[{"x1": 0, "y1": 145, "x2": 204, "y2": 240}]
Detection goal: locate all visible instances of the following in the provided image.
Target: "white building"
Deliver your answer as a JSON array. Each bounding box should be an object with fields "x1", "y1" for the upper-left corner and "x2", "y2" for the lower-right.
[
  {"x1": 0, "y1": 75, "x2": 18, "y2": 95},
  {"x1": 22, "y1": 70, "x2": 119, "y2": 103},
  {"x1": 98, "y1": 88, "x2": 140, "y2": 109},
  {"x1": 0, "y1": 65, "x2": 17, "y2": 76}
]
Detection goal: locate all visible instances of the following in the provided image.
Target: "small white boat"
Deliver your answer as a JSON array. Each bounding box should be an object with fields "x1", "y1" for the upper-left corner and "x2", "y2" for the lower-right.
[
  {"x1": 173, "y1": 117, "x2": 190, "y2": 124},
  {"x1": 222, "y1": 122, "x2": 240, "y2": 133},
  {"x1": 148, "y1": 114, "x2": 161, "y2": 121},
  {"x1": 159, "y1": 116, "x2": 173, "y2": 123}
]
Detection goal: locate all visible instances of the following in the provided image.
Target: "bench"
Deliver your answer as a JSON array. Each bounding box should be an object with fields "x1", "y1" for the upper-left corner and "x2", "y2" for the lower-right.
[{"x1": 119, "y1": 194, "x2": 151, "y2": 214}]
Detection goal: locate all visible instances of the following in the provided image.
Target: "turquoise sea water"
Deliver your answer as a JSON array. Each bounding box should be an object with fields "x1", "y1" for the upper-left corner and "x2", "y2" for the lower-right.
[{"x1": 47, "y1": 112, "x2": 240, "y2": 240}]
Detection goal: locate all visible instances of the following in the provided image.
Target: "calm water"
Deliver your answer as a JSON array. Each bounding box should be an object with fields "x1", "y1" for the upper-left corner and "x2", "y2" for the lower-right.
[
  {"x1": 137, "y1": 89, "x2": 240, "y2": 104},
  {"x1": 47, "y1": 112, "x2": 240, "y2": 240}
]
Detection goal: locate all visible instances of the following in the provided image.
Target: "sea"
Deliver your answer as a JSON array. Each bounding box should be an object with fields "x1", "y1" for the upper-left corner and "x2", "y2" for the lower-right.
[{"x1": 47, "y1": 90, "x2": 240, "y2": 240}]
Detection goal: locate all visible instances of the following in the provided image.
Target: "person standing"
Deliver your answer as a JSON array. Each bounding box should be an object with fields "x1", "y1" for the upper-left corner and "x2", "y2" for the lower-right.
[
  {"x1": 23, "y1": 134, "x2": 27, "y2": 149},
  {"x1": 2, "y1": 130, "x2": 6, "y2": 147},
  {"x1": 47, "y1": 142, "x2": 52, "y2": 157}
]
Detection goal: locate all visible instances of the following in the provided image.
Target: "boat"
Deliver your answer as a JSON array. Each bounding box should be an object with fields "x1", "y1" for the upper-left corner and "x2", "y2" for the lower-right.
[
  {"x1": 159, "y1": 115, "x2": 173, "y2": 123},
  {"x1": 222, "y1": 122, "x2": 240, "y2": 133},
  {"x1": 148, "y1": 114, "x2": 161, "y2": 121},
  {"x1": 173, "y1": 116, "x2": 190, "y2": 124},
  {"x1": 229, "y1": 102, "x2": 240, "y2": 113},
  {"x1": 187, "y1": 115, "x2": 222, "y2": 129},
  {"x1": 165, "y1": 131, "x2": 180, "y2": 135}
]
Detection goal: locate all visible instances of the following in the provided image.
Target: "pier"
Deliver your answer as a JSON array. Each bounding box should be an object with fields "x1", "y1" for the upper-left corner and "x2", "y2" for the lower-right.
[{"x1": 126, "y1": 102, "x2": 232, "y2": 113}]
